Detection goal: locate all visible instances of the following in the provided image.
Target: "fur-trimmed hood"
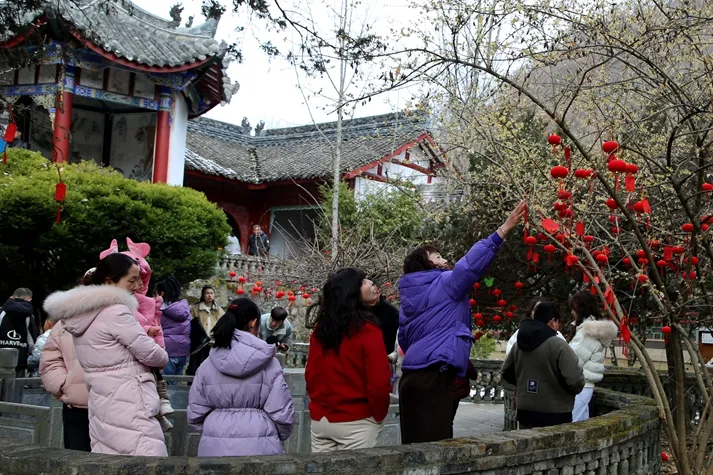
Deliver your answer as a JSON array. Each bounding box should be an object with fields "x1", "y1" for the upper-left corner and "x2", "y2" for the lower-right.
[
  {"x1": 578, "y1": 318, "x2": 618, "y2": 345},
  {"x1": 44, "y1": 286, "x2": 138, "y2": 336}
]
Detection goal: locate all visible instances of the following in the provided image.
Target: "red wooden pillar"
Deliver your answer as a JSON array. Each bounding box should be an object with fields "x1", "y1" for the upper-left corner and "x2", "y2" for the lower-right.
[
  {"x1": 52, "y1": 65, "x2": 74, "y2": 164},
  {"x1": 152, "y1": 87, "x2": 171, "y2": 183}
]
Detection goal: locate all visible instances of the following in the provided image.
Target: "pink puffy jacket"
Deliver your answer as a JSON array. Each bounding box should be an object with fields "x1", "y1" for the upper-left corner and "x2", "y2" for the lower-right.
[
  {"x1": 44, "y1": 285, "x2": 169, "y2": 456},
  {"x1": 39, "y1": 320, "x2": 89, "y2": 409}
]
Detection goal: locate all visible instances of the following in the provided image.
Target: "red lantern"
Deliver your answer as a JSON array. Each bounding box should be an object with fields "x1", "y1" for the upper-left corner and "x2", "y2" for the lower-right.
[
  {"x1": 656, "y1": 259, "x2": 667, "y2": 270},
  {"x1": 605, "y1": 198, "x2": 618, "y2": 210},
  {"x1": 636, "y1": 250, "x2": 646, "y2": 259},
  {"x1": 661, "y1": 451, "x2": 669, "y2": 463},
  {"x1": 550, "y1": 166, "x2": 568, "y2": 179},
  {"x1": 493, "y1": 315, "x2": 503, "y2": 323},
  {"x1": 637, "y1": 274, "x2": 649, "y2": 283},
  {"x1": 557, "y1": 190, "x2": 571, "y2": 200},
  {"x1": 582, "y1": 235, "x2": 594, "y2": 247},
  {"x1": 228, "y1": 271, "x2": 237, "y2": 278},
  {"x1": 547, "y1": 134, "x2": 562, "y2": 146},
  {"x1": 543, "y1": 244, "x2": 556, "y2": 262},
  {"x1": 622, "y1": 257, "x2": 631, "y2": 268},
  {"x1": 565, "y1": 254, "x2": 579, "y2": 267},
  {"x1": 596, "y1": 254, "x2": 609, "y2": 265},
  {"x1": 476, "y1": 319, "x2": 486, "y2": 328},
  {"x1": 492, "y1": 289, "x2": 502, "y2": 298},
  {"x1": 238, "y1": 276, "x2": 246, "y2": 283},
  {"x1": 288, "y1": 295, "x2": 297, "y2": 302},
  {"x1": 682, "y1": 223, "x2": 694, "y2": 233},
  {"x1": 514, "y1": 281, "x2": 524, "y2": 294},
  {"x1": 703, "y1": 183, "x2": 713, "y2": 193},
  {"x1": 496, "y1": 299, "x2": 507, "y2": 308},
  {"x1": 473, "y1": 312, "x2": 483, "y2": 321},
  {"x1": 469, "y1": 299, "x2": 476, "y2": 307},
  {"x1": 236, "y1": 288, "x2": 245, "y2": 295},
  {"x1": 525, "y1": 236, "x2": 539, "y2": 271},
  {"x1": 608, "y1": 159, "x2": 627, "y2": 190},
  {"x1": 302, "y1": 293, "x2": 310, "y2": 299},
  {"x1": 505, "y1": 311, "x2": 515, "y2": 319},
  {"x1": 684, "y1": 256, "x2": 699, "y2": 265},
  {"x1": 473, "y1": 282, "x2": 480, "y2": 296},
  {"x1": 633, "y1": 199, "x2": 652, "y2": 228},
  {"x1": 602, "y1": 141, "x2": 619, "y2": 154},
  {"x1": 661, "y1": 325, "x2": 671, "y2": 344},
  {"x1": 276, "y1": 291, "x2": 285, "y2": 299},
  {"x1": 54, "y1": 182, "x2": 67, "y2": 223},
  {"x1": 574, "y1": 169, "x2": 591, "y2": 179}
]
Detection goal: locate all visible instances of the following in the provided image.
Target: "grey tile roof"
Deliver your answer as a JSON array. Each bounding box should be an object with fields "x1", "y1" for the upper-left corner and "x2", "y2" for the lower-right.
[
  {"x1": 185, "y1": 113, "x2": 432, "y2": 183},
  {"x1": 53, "y1": 0, "x2": 226, "y2": 68}
]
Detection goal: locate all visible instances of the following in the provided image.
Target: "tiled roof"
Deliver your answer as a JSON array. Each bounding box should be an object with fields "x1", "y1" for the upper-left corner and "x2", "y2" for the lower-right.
[
  {"x1": 185, "y1": 113, "x2": 432, "y2": 183},
  {"x1": 53, "y1": 0, "x2": 226, "y2": 68}
]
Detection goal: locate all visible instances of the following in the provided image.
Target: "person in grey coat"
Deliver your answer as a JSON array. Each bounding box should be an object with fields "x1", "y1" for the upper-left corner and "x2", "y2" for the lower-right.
[
  {"x1": 502, "y1": 301, "x2": 585, "y2": 429},
  {"x1": 258, "y1": 307, "x2": 292, "y2": 352}
]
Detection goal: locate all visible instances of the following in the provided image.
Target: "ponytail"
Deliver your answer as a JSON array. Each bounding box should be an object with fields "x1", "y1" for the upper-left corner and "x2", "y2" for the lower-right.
[{"x1": 211, "y1": 298, "x2": 260, "y2": 349}]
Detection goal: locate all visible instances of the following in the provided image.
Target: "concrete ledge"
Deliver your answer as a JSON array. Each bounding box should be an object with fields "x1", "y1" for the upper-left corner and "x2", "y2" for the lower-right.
[{"x1": 0, "y1": 389, "x2": 660, "y2": 475}]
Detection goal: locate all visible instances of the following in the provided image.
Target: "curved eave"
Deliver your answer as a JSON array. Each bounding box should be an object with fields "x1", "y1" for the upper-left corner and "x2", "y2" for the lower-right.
[
  {"x1": 68, "y1": 29, "x2": 213, "y2": 73},
  {"x1": 0, "y1": 17, "x2": 46, "y2": 49},
  {"x1": 188, "y1": 61, "x2": 232, "y2": 119}
]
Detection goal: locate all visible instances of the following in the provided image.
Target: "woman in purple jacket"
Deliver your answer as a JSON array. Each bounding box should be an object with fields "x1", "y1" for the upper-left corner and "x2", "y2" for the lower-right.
[
  {"x1": 187, "y1": 298, "x2": 294, "y2": 457},
  {"x1": 398, "y1": 201, "x2": 525, "y2": 444},
  {"x1": 156, "y1": 277, "x2": 191, "y2": 378}
]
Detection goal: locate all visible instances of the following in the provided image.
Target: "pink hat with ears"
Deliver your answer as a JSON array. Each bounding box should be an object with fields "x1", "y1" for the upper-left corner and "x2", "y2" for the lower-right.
[{"x1": 99, "y1": 237, "x2": 152, "y2": 296}]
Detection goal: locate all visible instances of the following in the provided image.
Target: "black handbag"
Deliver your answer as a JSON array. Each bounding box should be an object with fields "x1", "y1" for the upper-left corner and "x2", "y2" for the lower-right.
[{"x1": 189, "y1": 317, "x2": 212, "y2": 356}]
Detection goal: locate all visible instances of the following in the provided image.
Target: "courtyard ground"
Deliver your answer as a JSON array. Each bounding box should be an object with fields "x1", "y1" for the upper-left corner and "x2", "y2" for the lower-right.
[{"x1": 453, "y1": 402, "x2": 504, "y2": 437}]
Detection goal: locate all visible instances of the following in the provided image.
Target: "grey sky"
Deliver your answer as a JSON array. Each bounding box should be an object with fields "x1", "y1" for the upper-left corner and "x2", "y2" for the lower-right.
[{"x1": 133, "y1": 0, "x2": 417, "y2": 129}]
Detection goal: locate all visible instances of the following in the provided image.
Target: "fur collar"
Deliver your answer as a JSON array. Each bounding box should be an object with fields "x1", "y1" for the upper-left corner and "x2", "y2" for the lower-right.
[
  {"x1": 578, "y1": 318, "x2": 619, "y2": 345},
  {"x1": 44, "y1": 285, "x2": 138, "y2": 322}
]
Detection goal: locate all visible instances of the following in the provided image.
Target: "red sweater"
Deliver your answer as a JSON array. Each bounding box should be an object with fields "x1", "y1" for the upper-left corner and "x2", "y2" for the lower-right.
[{"x1": 305, "y1": 322, "x2": 392, "y2": 423}]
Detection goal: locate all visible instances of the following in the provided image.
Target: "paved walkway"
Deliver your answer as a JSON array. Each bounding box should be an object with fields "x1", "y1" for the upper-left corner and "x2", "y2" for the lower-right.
[{"x1": 453, "y1": 402, "x2": 504, "y2": 438}]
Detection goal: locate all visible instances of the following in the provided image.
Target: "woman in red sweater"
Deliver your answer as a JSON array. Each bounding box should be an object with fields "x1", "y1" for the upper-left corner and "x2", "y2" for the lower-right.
[{"x1": 305, "y1": 268, "x2": 392, "y2": 453}]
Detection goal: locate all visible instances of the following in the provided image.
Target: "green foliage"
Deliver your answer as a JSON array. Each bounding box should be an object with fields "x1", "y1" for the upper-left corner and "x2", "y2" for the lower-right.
[
  {"x1": 0, "y1": 149, "x2": 230, "y2": 304},
  {"x1": 318, "y1": 182, "x2": 424, "y2": 244},
  {"x1": 471, "y1": 334, "x2": 497, "y2": 359}
]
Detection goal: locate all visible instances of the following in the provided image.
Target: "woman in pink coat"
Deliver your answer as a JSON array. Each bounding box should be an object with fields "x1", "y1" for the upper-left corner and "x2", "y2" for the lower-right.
[
  {"x1": 187, "y1": 298, "x2": 294, "y2": 457},
  {"x1": 40, "y1": 318, "x2": 91, "y2": 451},
  {"x1": 43, "y1": 253, "x2": 169, "y2": 456}
]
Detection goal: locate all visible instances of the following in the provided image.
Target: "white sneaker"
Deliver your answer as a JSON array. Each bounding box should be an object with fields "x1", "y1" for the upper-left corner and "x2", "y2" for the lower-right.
[
  {"x1": 160, "y1": 400, "x2": 175, "y2": 416},
  {"x1": 159, "y1": 416, "x2": 173, "y2": 432}
]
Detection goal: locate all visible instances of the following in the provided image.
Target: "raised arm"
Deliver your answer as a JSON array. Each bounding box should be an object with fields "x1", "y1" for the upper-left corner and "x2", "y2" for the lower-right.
[
  {"x1": 111, "y1": 307, "x2": 168, "y2": 369},
  {"x1": 440, "y1": 201, "x2": 526, "y2": 301}
]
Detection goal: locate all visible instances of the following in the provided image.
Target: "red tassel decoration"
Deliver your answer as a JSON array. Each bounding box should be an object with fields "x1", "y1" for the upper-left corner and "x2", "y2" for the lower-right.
[{"x1": 55, "y1": 182, "x2": 67, "y2": 224}]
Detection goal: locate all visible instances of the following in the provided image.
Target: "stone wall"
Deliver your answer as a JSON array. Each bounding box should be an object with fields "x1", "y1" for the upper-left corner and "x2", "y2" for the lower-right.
[{"x1": 0, "y1": 388, "x2": 660, "y2": 475}]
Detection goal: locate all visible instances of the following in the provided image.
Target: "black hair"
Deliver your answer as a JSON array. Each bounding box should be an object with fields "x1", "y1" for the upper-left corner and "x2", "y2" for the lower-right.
[
  {"x1": 532, "y1": 301, "x2": 560, "y2": 324},
  {"x1": 568, "y1": 291, "x2": 603, "y2": 326},
  {"x1": 81, "y1": 254, "x2": 138, "y2": 286},
  {"x1": 403, "y1": 245, "x2": 441, "y2": 275},
  {"x1": 212, "y1": 298, "x2": 260, "y2": 349},
  {"x1": 311, "y1": 268, "x2": 376, "y2": 353},
  {"x1": 200, "y1": 285, "x2": 216, "y2": 303},
  {"x1": 270, "y1": 306, "x2": 288, "y2": 321},
  {"x1": 156, "y1": 276, "x2": 182, "y2": 304}
]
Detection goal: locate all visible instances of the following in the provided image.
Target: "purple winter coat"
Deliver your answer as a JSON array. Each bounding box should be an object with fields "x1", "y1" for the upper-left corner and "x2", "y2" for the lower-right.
[
  {"x1": 398, "y1": 232, "x2": 503, "y2": 377},
  {"x1": 187, "y1": 329, "x2": 295, "y2": 457},
  {"x1": 160, "y1": 300, "x2": 191, "y2": 358}
]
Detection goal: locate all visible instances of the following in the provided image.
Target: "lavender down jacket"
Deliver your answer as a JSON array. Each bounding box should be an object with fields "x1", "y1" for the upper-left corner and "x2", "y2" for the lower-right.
[
  {"x1": 398, "y1": 232, "x2": 503, "y2": 377},
  {"x1": 187, "y1": 330, "x2": 295, "y2": 457},
  {"x1": 160, "y1": 300, "x2": 191, "y2": 358}
]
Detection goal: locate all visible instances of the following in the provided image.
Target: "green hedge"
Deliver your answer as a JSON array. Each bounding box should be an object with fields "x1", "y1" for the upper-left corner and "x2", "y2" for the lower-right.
[{"x1": 0, "y1": 149, "x2": 230, "y2": 305}]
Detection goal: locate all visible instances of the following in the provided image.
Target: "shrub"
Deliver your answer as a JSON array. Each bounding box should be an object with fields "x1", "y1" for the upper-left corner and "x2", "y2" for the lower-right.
[{"x1": 0, "y1": 149, "x2": 230, "y2": 304}]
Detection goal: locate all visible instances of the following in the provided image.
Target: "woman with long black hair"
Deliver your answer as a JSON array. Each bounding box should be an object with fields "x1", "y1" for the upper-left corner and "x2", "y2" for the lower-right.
[{"x1": 305, "y1": 268, "x2": 392, "y2": 452}]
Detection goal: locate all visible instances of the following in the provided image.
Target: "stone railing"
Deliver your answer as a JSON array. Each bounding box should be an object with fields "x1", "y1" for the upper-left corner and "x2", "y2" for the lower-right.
[
  {"x1": 217, "y1": 255, "x2": 301, "y2": 279},
  {"x1": 0, "y1": 386, "x2": 661, "y2": 475},
  {"x1": 0, "y1": 349, "x2": 400, "y2": 456},
  {"x1": 284, "y1": 343, "x2": 309, "y2": 368}
]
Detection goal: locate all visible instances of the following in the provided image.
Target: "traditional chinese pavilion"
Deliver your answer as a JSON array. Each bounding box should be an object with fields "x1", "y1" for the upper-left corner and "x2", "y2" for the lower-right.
[
  {"x1": 184, "y1": 112, "x2": 447, "y2": 257},
  {"x1": 0, "y1": 0, "x2": 238, "y2": 184}
]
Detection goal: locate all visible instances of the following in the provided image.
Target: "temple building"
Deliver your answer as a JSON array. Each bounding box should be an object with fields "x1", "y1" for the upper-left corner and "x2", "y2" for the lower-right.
[
  {"x1": 0, "y1": 0, "x2": 238, "y2": 184},
  {"x1": 184, "y1": 113, "x2": 447, "y2": 257}
]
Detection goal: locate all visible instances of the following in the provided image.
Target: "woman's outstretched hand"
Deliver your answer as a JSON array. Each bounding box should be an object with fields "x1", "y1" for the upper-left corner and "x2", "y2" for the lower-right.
[{"x1": 498, "y1": 201, "x2": 527, "y2": 239}]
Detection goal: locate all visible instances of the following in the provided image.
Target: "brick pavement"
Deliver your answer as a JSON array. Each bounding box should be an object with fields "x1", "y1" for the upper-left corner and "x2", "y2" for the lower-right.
[{"x1": 453, "y1": 402, "x2": 504, "y2": 438}]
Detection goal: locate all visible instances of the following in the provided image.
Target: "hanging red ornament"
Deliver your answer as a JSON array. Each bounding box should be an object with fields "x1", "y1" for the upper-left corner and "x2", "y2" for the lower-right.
[
  {"x1": 563, "y1": 146, "x2": 572, "y2": 169},
  {"x1": 496, "y1": 299, "x2": 507, "y2": 308},
  {"x1": 492, "y1": 315, "x2": 503, "y2": 323},
  {"x1": 684, "y1": 256, "x2": 699, "y2": 266},
  {"x1": 543, "y1": 244, "x2": 557, "y2": 262},
  {"x1": 276, "y1": 291, "x2": 285, "y2": 299},
  {"x1": 608, "y1": 159, "x2": 627, "y2": 190},
  {"x1": 633, "y1": 199, "x2": 651, "y2": 228},
  {"x1": 550, "y1": 166, "x2": 568, "y2": 178},
  {"x1": 473, "y1": 282, "x2": 480, "y2": 296},
  {"x1": 565, "y1": 254, "x2": 579, "y2": 267},
  {"x1": 605, "y1": 198, "x2": 618, "y2": 210},
  {"x1": 547, "y1": 134, "x2": 562, "y2": 147},
  {"x1": 574, "y1": 169, "x2": 592, "y2": 179},
  {"x1": 469, "y1": 299, "x2": 477, "y2": 307},
  {"x1": 682, "y1": 223, "x2": 694, "y2": 233},
  {"x1": 228, "y1": 271, "x2": 237, "y2": 280},
  {"x1": 525, "y1": 236, "x2": 538, "y2": 270},
  {"x1": 703, "y1": 183, "x2": 713, "y2": 193},
  {"x1": 492, "y1": 289, "x2": 502, "y2": 298},
  {"x1": 602, "y1": 141, "x2": 619, "y2": 155},
  {"x1": 625, "y1": 163, "x2": 638, "y2": 192},
  {"x1": 596, "y1": 253, "x2": 609, "y2": 265},
  {"x1": 583, "y1": 235, "x2": 595, "y2": 247},
  {"x1": 475, "y1": 318, "x2": 486, "y2": 328},
  {"x1": 236, "y1": 288, "x2": 245, "y2": 295},
  {"x1": 661, "y1": 325, "x2": 671, "y2": 344},
  {"x1": 703, "y1": 224, "x2": 710, "y2": 232},
  {"x1": 505, "y1": 311, "x2": 515, "y2": 319},
  {"x1": 473, "y1": 312, "x2": 483, "y2": 321},
  {"x1": 54, "y1": 182, "x2": 67, "y2": 224},
  {"x1": 557, "y1": 190, "x2": 571, "y2": 200},
  {"x1": 622, "y1": 257, "x2": 631, "y2": 268},
  {"x1": 514, "y1": 281, "x2": 525, "y2": 294},
  {"x1": 648, "y1": 239, "x2": 660, "y2": 250},
  {"x1": 575, "y1": 221, "x2": 585, "y2": 236},
  {"x1": 637, "y1": 274, "x2": 649, "y2": 283},
  {"x1": 656, "y1": 259, "x2": 668, "y2": 273},
  {"x1": 661, "y1": 452, "x2": 669, "y2": 463},
  {"x1": 238, "y1": 276, "x2": 246, "y2": 283}
]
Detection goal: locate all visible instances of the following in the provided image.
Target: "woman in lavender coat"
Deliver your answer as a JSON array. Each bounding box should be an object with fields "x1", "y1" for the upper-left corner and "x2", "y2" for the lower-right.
[
  {"x1": 398, "y1": 201, "x2": 525, "y2": 444},
  {"x1": 156, "y1": 277, "x2": 191, "y2": 377},
  {"x1": 187, "y1": 298, "x2": 295, "y2": 457}
]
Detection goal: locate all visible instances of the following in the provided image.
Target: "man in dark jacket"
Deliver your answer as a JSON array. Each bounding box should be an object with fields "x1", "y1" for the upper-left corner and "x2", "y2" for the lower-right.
[
  {"x1": 247, "y1": 225, "x2": 270, "y2": 257},
  {"x1": 502, "y1": 301, "x2": 584, "y2": 429},
  {"x1": 0, "y1": 288, "x2": 38, "y2": 377}
]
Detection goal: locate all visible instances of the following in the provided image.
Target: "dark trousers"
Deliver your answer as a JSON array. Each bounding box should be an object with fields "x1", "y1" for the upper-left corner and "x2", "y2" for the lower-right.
[
  {"x1": 399, "y1": 364, "x2": 455, "y2": 444},
  {"x1": 63, "y1": 405, "x2": 91, "y2": 452}
]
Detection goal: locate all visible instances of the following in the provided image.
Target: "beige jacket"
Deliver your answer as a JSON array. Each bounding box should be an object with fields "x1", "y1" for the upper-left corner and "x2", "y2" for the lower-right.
[
  {"x1": 191, "y1": 301, "x2": 225, "y2": 333},
  {"x1": 40, "y1": 320, "x2": 89, "y2": 408}
]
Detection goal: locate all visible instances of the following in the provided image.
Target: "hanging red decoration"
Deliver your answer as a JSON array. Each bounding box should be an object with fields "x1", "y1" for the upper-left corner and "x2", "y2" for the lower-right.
[
  {"x1": 602, "y1": 141, "x2": 619, "y2": 155},
  {"x1": 661, "y1": 325, "x2": 671, "y2": 344},
  {"x1": 473, "y1": 282, "x2": 480, "y2": 296},
  {"x1": 622, "y1": 257, "x2": 631, "y2": 268},
  {"x1": 703, "y1": 183, "x2": 713, "y2": 193},
  {"x1": 625, "y1": 163, "x2": 638, "y2": 192},
  {"x1": 607, "y1": 159, "x2": 627, "y2": 190},
  {"x1": 525, "y1": 236, "x2": 539, "y2": 271},
  {"x1": 547, "y1": 134, "x2": 562, "y2": 153},
  {"x1": 543, "y1": 244, "x2": 557, "y2": 262},
  {"x1": 505, "y1": 311, "x2": 515, "y2": 319},
  {"x1": 469, "y1": 299, "x2": 477, "y2": 307},
  {"x1": 475, "y1": 318, "x2": 486, "y2": 328},
  {"x1": 557, "y1": 190, "x2": 571, "y2": 200},
  {"x1": 661, "y1": 452, "x2": 669, "y2": 463},
  {"x1": 492, "y1": 289, "x2": 502, "y2": 298},
  {"x1": 563, "y1": 146, "x2": 572, "y2": 169},
  {"x1": 550, "y1": 165, "x2": 569, "y2": 192},
  {"x1": 684, "y1": 256, "x2": 699, "y2": 266},
  {"x1": 574, "y1": 169, "x2": 592, "y2": 179},
  {"x1": 514, "y1": 281, "x2": 525, "y2": 294},
  {"x1": 682, "y1": 223, "x2": 694, "y2": 233},
  {"x1": 596, "y1": 253, "x2": 609, "y2": 265},
  {"x1": 492, "y1": 315, "x2": 503, "y2": 323},
  {"x1": 276, "y1": 291, "x2": 285, "y2": 299},
  {"x1": 565, "y1": 254, "x2": 579, "y2": 267},
  {"x1": 496, "y1": 299, "x2": 507, "y2": 308},
  {"x1": 633, "y1": 199, "x2": 652, "y2": 228},
  {"x1": 228, "y1": 271, "x2": 237, "y2": 280},
  {"x1": 583, "y1": 235, "x2": 595, "y2": 247},
  {"x1": 637, "y1": 274, "x2": 649, "y2": 283},
  {"x1": 605, "y1": 198, "x2": 618, "y2": 210},
  {"x1": 54, "y1": 182, "x2": 67, "y2": 224},
  {"x1": 236, "y1": 288, "x2": 245, "y2": 295},
  {"x1": 238, "y1": 276, "x2": 246, "y2": 283}
]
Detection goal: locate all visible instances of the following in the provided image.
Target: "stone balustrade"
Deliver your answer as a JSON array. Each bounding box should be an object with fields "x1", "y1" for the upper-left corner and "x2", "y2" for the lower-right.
[{"x1": 217, "y1": 255, "x2": 301, "y2": 279}]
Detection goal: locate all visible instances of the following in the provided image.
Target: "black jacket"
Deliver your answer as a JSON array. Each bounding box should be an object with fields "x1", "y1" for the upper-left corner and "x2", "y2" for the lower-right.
[
  {"x1": 370, "y1": 297, "x2": 399, "y2": 354},
  {"x1": 0, "y1": 298, "x2": 36, "y2": 371},
  {"x1": 502, "y1": 319, "x2": 585, "y2": 428},
  {"x1": 248, "y1": 232, "x2": 270, "y2": 256}
]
